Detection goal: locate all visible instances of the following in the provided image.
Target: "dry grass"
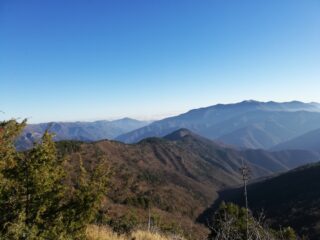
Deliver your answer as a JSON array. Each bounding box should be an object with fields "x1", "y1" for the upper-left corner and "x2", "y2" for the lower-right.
[
  {"x1": 86, "y1": 225, "x2": 185, "y2": 240},
  {"x1": 131, "y1": 230, "x2": 183, "y2": 240},
  {"x1": 86, "y1": 225, "x2": 127, "y2": 240}
]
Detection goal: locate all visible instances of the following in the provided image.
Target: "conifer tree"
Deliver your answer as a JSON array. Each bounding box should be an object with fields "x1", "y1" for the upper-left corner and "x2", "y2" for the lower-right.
[
  {"x1": 62, "y1": 155, "x2": 109, "y2": 239},
  {"x1": 0, "y1": 120, "x2": 109, "y2": 239},
  {"x1": 0, "y1": 120, "x2": 28, "y2": 238}
]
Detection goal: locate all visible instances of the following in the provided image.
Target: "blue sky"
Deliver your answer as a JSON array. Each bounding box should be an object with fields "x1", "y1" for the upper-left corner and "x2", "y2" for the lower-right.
[{"x1": 1, "y1": 0, "x2": 319, "y2": 123}]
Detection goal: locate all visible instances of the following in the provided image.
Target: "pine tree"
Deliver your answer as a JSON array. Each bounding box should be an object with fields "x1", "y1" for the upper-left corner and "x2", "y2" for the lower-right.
[
  {"x1": 22, "y1": 130, "x2": 67, "y2": 239},
  {"x1": 63, "y1": 155, "x2": 109, "y2": 239},
  {"x1": 0, "y1": 120, "x2": 109, "y2": 239},
  {"x1": 0, "y1": 120, "x2": 28, "y2": 239}
]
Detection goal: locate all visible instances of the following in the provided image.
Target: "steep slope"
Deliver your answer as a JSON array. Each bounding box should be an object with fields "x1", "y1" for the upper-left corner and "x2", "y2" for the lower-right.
[
  {"x1": 163, "y1": 129, "x2": 320, "y2": 177},
  {"x1": 60, "y1": 129, "x2": 320, "y2": 237},
  {"x1": 215, "y1": 110, "x2": 320, "y2": 149},
  {"x1": 116, "y1": 101, "x2": 320, "y2": 149},
  {"x1": 200, "y1": 163, "x2": 320, "y2": 239},
  {"x1": 217, "y1": 125, "x2": 282, "y2": 149},
  {"x1": 17, "y1": 118, "x2": 150, "y2": 150},
  {"x1": 272, "y1": 128, "x2": 320, "y2": 152}
]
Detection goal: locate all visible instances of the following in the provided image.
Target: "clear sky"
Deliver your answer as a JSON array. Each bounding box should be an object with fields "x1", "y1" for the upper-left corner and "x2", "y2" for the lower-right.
[{"x1": 1, "y1": 0, "x2": 319, "y2": 123}]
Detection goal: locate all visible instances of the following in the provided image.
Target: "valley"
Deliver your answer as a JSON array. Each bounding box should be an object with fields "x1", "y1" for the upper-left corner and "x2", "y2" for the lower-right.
[{"x1": 57, "y1": 127, "x2": 320, "y2": 238}]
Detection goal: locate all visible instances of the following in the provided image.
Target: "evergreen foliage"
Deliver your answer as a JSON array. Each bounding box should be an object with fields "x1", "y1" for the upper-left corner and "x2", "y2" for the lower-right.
[{"x1": 0, "y1": 120, "x2": 109, "y2": 239}]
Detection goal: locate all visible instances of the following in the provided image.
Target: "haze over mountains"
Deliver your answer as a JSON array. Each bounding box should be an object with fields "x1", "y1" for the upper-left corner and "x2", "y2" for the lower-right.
[
  {"x1": 272, "y1": 128, "x2": 320, "y2": 152},
  {"x1": 17, "y1": 100, "x2": 320, "y2": 151},
  {"x1": 17, "y1": 118, "x2": 150, "y2": 150},
  {"x1": 116, "y1": 100, "x2": 320, "y2": 149}
]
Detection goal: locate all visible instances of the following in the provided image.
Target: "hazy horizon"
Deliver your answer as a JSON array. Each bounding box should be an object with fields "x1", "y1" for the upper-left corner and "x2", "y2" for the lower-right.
[
  {"x1": 2, "y1": 99, "x2": 320, "y2": 124},
  {"x1": 1, "y1": 0, "x2": 319, "y2": 123}
]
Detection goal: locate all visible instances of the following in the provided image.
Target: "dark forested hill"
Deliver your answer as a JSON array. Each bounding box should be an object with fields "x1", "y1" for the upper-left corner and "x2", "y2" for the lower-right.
[{"x1": 200, "y1": 163, "x2": 320, "y2": 240}]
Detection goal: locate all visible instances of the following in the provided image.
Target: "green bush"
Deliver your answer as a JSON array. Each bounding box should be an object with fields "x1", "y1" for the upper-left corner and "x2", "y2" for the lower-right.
[
  {"x1": 0, "y1": 120, "x2": 109, "y2": 239},
  {"x1": 208, "y1": 202, "x2": 297, "y2": 240}
]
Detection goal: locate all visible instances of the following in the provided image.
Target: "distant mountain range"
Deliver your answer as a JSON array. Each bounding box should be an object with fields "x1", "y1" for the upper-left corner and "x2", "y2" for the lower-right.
[
  {"x1": 59, "y1": 128, "x2": 320, "y2": 238},
  {"x1": 116, "y1": 100, "x2": 320, "y2": 149},
  {"x1": 200, "y1": 162, "x2": 320, "y2": 239},
  {"x1": 16, "y1": 118, "x2": 150, "y2": 150},
  {"x1": 272, "y1": 128, "x2": 320, "y2": 152},
  {"x1": 17, "y1": 100, "x2": 320, "y2": 151}
]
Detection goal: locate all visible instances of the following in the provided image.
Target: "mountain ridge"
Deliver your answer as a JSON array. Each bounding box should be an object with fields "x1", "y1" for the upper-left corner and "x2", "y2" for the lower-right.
[
  {"x1": 116, "y1": 101, "x2": 320, "y2": 149},
  {"x1": 16, "y1": 118, "x2": 151, "y2": 150},
  {"x1": 272, "y1": 128, "x2": 320, "y2": 152}
]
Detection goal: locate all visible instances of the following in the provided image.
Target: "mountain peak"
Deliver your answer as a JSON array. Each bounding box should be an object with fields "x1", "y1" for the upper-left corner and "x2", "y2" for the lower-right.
[
  {"x1": 111, "y1": 117, "x2": 136, "y2": 123},
  {"x1": 163, "y1": 128, "x2": 195, "y2": 141},
  {"x1": 240, "y1": 100, "x2": 260, "y2": 104}
]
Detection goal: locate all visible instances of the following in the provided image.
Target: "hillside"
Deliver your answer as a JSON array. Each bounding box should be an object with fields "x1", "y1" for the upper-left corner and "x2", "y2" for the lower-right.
[
  {"x1": 116, "y1": 101, "x2": 320, "y2": 149},
  {"x1": 17, "y1": 118, "x2": 150, "y2": 150},
  {"x1": 59, "y1": 129, "x2": 320, "y2": 238},
  {"x1": 272, "y1": 128, "x2": 320, "y2": 152},
  {"x1": 200, "y1": 163, "x2": 320, "y2": 240}
]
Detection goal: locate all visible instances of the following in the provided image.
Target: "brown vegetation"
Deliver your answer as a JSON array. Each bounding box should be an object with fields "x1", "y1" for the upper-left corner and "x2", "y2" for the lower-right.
[
  {"x1": 86, "y1": 225, "x2": 185, "y2": 240},
  {"x1": 60, "y1": 129, "x2": 314, "y2": 238}
]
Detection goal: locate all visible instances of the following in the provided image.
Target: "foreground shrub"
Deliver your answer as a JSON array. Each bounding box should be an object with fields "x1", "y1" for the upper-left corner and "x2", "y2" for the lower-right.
[
  {"x1": 0, "y1": 120, "x2": 109, "y2": 239},
  {"x1": 208, "y1": 202, "x2": 296, "y2": 240}
]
